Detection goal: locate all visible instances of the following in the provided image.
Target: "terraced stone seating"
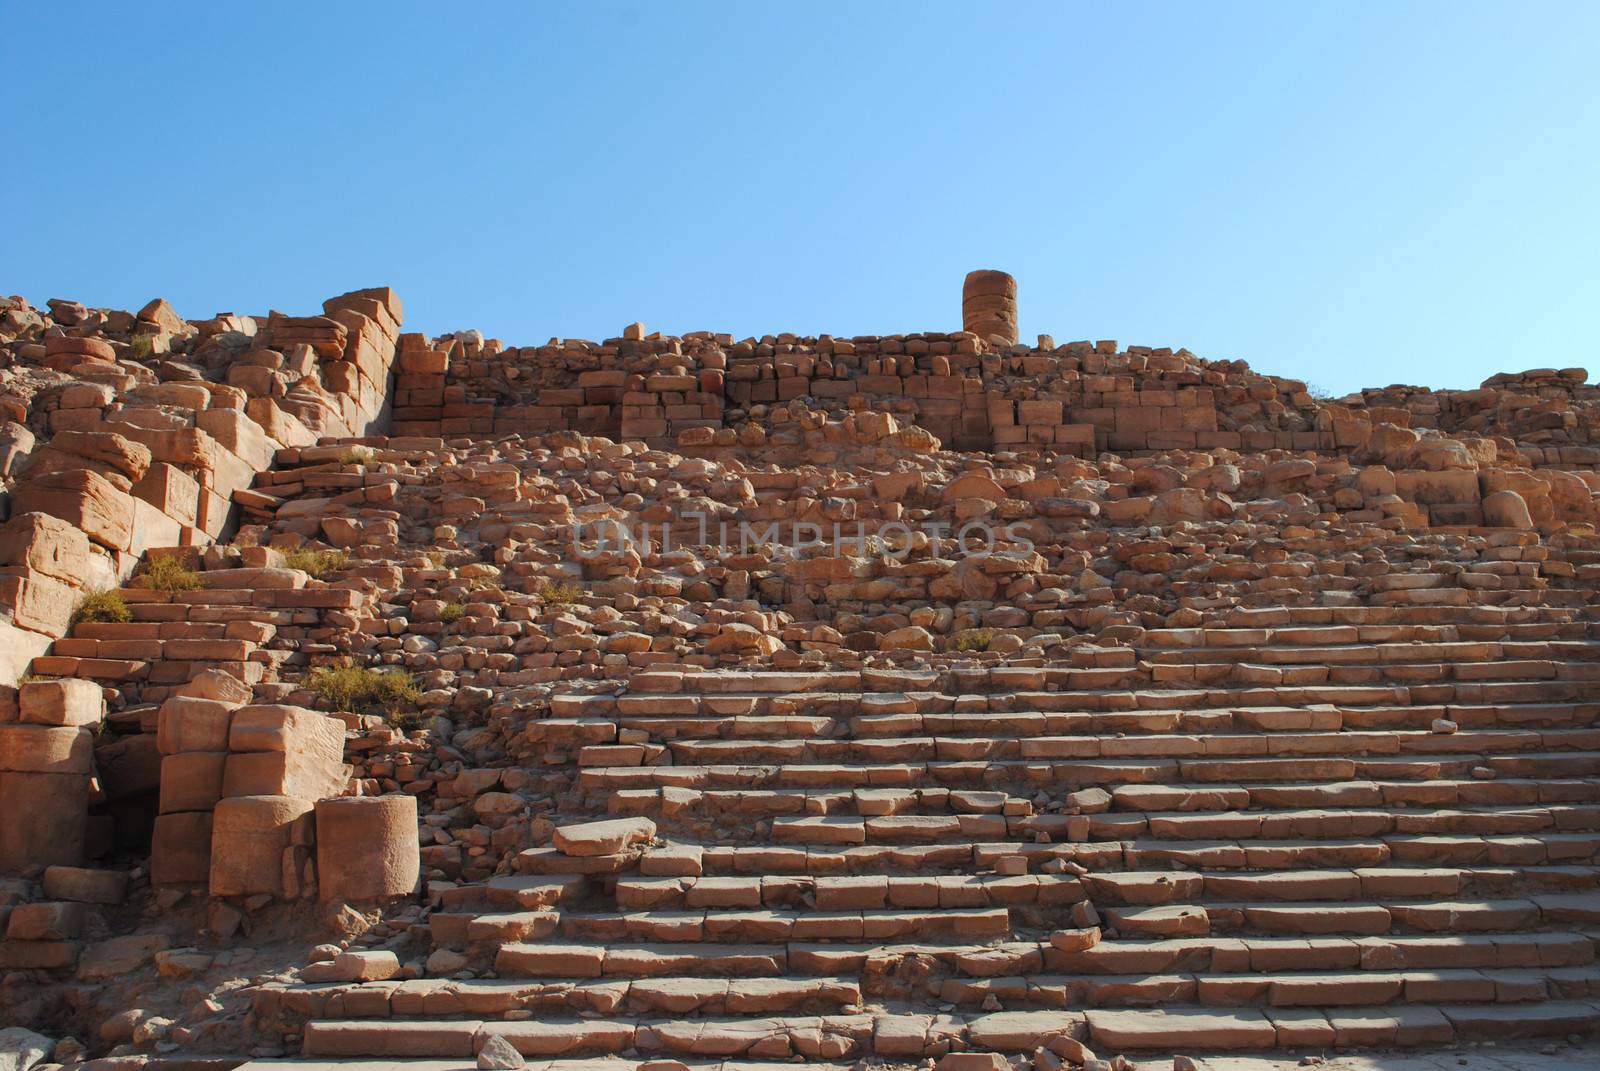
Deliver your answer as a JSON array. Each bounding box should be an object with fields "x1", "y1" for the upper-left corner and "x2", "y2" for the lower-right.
[
  {"x1": 256, "y1": 597, "x2": 1600, "y2": 1059},
  {"x1": 11, "y1": 281, "x2": 1600, "y2": 1066}
]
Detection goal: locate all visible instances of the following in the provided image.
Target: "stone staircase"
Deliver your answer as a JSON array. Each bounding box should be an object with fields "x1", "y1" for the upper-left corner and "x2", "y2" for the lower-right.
[
  {"x1": 12, "y1": 424, "x2": 1600, "y2": 1064},
  {"x1": 246, "y1": 587, "x2": 1600, "y2": 1060}
]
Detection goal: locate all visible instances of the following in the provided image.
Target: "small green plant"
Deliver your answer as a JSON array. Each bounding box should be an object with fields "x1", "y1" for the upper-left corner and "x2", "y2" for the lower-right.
[
  {"x1": 128, "y1": 335, "x2": 155, "y2": 360},
  {"x1": 307, "y1": 663, "x2": 424, "y2": 726},
  {"x1": 144, "y1": 555, "x2": 201, "y2": 593},
  {"x1": 285, "y1": 548, "x2": 353, "y2": 577},
  {"x1": 389, "y1": 707, "x2": 425, "y2": 732},
  {"x1": 337, "y1": 447, "x2": 372, "y2": 465},
  {"x1": 539, "y1": 580, "x2": 583, "y2": 605},
  {"x1": 72, "y1": 590, "x2": 132, "y2": 626},
  {"x1": 948, "y1": 629, "x2": 994, "y2": 653},
  {"x1": 439, "y1": 601, "x2": 466, "y2": 624}
]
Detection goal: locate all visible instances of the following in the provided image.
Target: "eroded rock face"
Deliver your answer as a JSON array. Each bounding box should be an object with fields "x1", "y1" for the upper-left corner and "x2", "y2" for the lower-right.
[{"x1": 3, "y1": 276, "x2": 1600, "y2": 1065}]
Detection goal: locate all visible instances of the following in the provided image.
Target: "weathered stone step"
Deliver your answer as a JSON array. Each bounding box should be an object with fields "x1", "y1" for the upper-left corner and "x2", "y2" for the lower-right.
[
  {"x1": 432, "y1": 875, "x2": 589, "y2": 912},
  {"x1": 495, "y1": 941, "x2": 788, "y2": 979},
  {"x1": 571, "y1": 682, "x2": 1600, "y2": 722},
  {"x1": 1146, "y1": 623, "x2": 1588, "y2": 648},
  {"x1": 1201, "y1": 896, "x2": 1600, "y2": 934},
  {"x1": 1142, "y1": 639, "x2": 1600, "y2": 665},
  {"x1": 274, "y1": 975, "x2": 864, "y2": 1019},
  {"x1": 1083, "y1": 1000, "x2": 1600, "y2": 1050},
  {"x1": 299, "y1": 1009, "x2": 1093, "y2": 1059},
  {"x1": 638, "y1": 728, "x2": 1600, "y2": 763},
  {"x1": 578, "y1": 752, "x2": 1600, "y2": 792},
  {"x1": 541, "y1": 906, "x2": 1015, "y2": 950},
  {"x1": 1109, "y1": 778, "x2": 1600, "y2": 812},
  {"x1": 947, "y1": 964, "x2": 1600, "y2": 1010},
  {"x1": 476, "y1": 930, "x2": 1600, "y2": 988},
  {"x1": 685, "y1": 835, "x2": 1597, "y2": 883},
  {"x1": 612, "y1": 873, "x2": 1081, "y2": 912}
]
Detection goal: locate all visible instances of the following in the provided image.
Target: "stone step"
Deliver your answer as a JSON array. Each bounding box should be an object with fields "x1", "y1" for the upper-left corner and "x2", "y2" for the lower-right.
[
  {"x1": 672, "y1": 829, "x2": 1600, "y2": 871},
  {"x1": 433, "y1": 875, "x2": 589, "y2": 912},
  {"x1": 274, "y1": 975, "x2": 864, "y2": 1019},
  {"x1": 578, "y1": 752, "x2": 1600, "y2": 792},
  {"x1": 568, "y1": 907, "x2": 1014, "y2": 943},
  {"x1": 947, "y1": 965, "x2": 1600, "y2": 1009},
  {"x1": 576, "y1": 701, "x2": 1600, "y2": 735},
  {"x1": 647, "y1": 729, "x2": 1600, "y2": 765},
  {"x1": 610, "y1": 874, "x2": 1082, "y2": 912},
  {"x1": 299, "y1": 1009, "x2": 1091, "y2": 1060},
  {"x1": 1083, "y1": 1000, "x2": 1600, "y2": 1050},
  {"x1": 567, "y1": 682, "x2": 1600, "y2": 720},
  {"x1": 1141, "y1": 639, "x2": 1600, "y2": 665},
  {"x1": 293, "y1": 999, "x2": 1600, "y2": 1058},
  {"x1": 475, "y1": 930, "x2": 1599, "y2": 984}
]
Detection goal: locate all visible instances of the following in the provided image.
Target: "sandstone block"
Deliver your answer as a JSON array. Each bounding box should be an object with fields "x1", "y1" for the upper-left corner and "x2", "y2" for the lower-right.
[
  {"x1": 157, "y1": 696, "x2": 235, "y2": 754},
  {"x1": 229, "y1": 704, "x2": 344, "y2": 753},
  {"x1": 0, "y1": 773, "x2": 89, "y2": 872},
  {"x1": 47, "y1": 430, "x2": 153, "y2": 482},
  {"x1": 19, "y1": 679, "x2": 104, "y2": 727},
  {"x1": 223, "y1": 750, "x2": 349, "y2": 802},
  {"x1": 5, "y1": 900, "x2": 85, "y2": 941},
  {"x1": 159, "y1": 752, "x2": 227, "y2": 813},
  {"x1": 12, "y1": 468, "x2": 136, "y2": 551},
  {"x1": 151, "y1": 811, "x2": 213, "y2": 886},
  {"x1": 41, "y1": 865, "x2": 128, "y2": 904},
  {"x1": 1482, "y1": 489, "x2": 1534, "y2": 529},
  {"x1": 554, "y1": 817, "x2": 656, "y2": 857},
  {"x1": 0, "y1": 725, "x2": 94, "y2": 774},
  {"x1": 132, "y1": 463, "x2": 201, "y2": 528},
  {"x1": 209, "y1": 795, "x2": 314, "y2": 898},
  {"x1": 177, "y1": 668, "x2": 253, "y2": 704},
  {"x1": 315, "y1": 795, "x2": 419, "y2": 902},
  {"x1": 0, "y1": 570, "x2": 78, "y2": 636},
  {"x1": 0, "y1": 512, "x2": 93, "y2": 583}
]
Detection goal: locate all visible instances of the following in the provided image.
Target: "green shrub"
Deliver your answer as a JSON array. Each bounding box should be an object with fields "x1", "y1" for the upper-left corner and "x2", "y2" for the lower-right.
[
  {"x1": 127, "y1": 335, "x2": 155, "y2": 360},
  {"x1": 285, "y1": 548, "x2": 353, "y2": 577},
  {"x1": 337, "y1": 447, "x2": 372, "y2": 465},
  {"x1": 539, "y1": 580, "x2": 583, "y2": 605},
  {"x1": 144, "y1": 555, "x2": 201, "y2": 593},
  {"x1": 307, "y1": 664, "x2": 424, "y2": 726},
  {"x1": 439, "y1": 601, "x2": 466, "y2": 624},
  {"x1": 947, "y1": 629, "x2": 994, "y2": 653},
  {"x1": 72, "y1": 590, "x2": 132, "y2": 626}
]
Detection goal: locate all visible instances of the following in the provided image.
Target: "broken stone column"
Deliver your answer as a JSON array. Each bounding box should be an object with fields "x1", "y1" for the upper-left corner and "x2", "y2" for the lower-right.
[
  {"x1": 962, "y1": 270, "x2": 1019, "y2": 346},
  {"x1": 209, "y1": 795, "x2": 314, "y2": 898},
  {"x1": 315, "y1": 795, "x2": 419, "y2": 902}
]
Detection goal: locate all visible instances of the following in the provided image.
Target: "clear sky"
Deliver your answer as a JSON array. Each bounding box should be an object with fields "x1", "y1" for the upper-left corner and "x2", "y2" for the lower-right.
[{"x1": 7, "y1": 3, "x2": 1597, "y2": 396}]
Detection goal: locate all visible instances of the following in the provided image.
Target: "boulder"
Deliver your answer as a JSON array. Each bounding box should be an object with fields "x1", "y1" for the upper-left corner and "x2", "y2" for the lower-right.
[{"x1": 1481, "y1": 489, "x2": 1534, "y2": 530}]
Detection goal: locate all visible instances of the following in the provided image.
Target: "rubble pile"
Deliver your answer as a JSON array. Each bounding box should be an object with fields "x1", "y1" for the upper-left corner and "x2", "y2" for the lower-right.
[{"x1": 2, "y1": 273, "x2": 1600, "y2": 1070}]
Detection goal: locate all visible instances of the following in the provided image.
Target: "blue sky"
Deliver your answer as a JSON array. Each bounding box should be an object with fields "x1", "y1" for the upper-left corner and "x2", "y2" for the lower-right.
[{"x1": 6, "y1": 3, "x2": 1597, "y2": 395}]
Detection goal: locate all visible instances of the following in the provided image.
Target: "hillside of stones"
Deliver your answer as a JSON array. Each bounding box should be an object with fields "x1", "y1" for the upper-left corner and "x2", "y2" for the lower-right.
[{"x1": 4, "y1": 281, "x2": 1600, "y2": 1068}]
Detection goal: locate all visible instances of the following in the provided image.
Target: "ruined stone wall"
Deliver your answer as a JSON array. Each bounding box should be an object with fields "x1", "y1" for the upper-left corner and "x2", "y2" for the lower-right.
[
  {"x1": 388, "y1": 326, "x2": 1334, "y2": 456},
  {"x1": 0, "y1": 288, "x2": 402, "y2": 683}
]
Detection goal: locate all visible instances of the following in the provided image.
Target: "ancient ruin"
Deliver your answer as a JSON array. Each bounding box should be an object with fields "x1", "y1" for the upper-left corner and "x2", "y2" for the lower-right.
[{"x1": 2, "y1": 270, "x2": 1600, "y2": 1069}]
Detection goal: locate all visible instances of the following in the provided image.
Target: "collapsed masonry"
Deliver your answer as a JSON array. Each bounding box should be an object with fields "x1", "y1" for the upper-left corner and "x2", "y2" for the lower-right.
[{"x1": 2, "y1": 272, "x2": 1600, "y2": 1067}]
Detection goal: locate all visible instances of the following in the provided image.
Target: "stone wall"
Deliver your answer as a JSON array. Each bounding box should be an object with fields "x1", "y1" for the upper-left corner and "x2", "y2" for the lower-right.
[{"x1": 0, "y1": 288, "x2": 403, "y2": 684}]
